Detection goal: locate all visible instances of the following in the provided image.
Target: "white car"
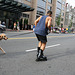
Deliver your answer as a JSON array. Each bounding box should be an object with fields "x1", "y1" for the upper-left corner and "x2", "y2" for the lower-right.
[{"x1": 0, "y1": 24, "x2": 6, "y2": 33}]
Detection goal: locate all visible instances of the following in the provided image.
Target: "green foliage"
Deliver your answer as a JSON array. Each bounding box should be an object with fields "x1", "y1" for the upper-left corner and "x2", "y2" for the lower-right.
[
  {"x1": 56, "y1": 14, "x2": 61, "y2": 27},
  {"x1": 69, "y1": 19, "x2": 72, "y2": 28},
  {"x1": 20, "y1": 18, "x2": 23, "y2": 24},
  {"x1": 26, "y1": 19, "x2": 28, "y2": 25},
  {"x1": 24, "y1": 18, "x2": 28, "y2": 25},
  {"x1": 24, "y1": 18, "x2": 26, "y2": 25}
]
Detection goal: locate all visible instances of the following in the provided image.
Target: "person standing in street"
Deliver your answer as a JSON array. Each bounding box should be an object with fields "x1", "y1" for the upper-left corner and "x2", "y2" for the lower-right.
[
  {"x1": 13, "y1": 22, "x2": 16, "y2": 31},
  {"x1": 34, "y1": 10, "x2": 52, "y2": 61},
  {"x1": 17, "y1": 21, "x2": 20, "y2": 32}
]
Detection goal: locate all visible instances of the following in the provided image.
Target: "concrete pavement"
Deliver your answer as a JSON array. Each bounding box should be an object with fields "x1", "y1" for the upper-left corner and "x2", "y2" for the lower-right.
[{"x1": 0, "y1": 33, "x2": 75, "y2": 75}]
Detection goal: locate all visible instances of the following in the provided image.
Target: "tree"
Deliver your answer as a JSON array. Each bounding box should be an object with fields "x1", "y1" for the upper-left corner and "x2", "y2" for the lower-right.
[
  {"x1": 70, "y1": 20, "x2": 72, "y2": 28},
  {"x1": 69, "y1": 16, "x2": 73, "y2": 28},
  {"x1": 56, "y1": 14, "x2": 61, "y2": 27},
  {"x1": 26, "y1": 19, "x2": 28, "y2": 25},
  {"x1": 24, "y1": 18, "x2": 26, "y2": 30}
]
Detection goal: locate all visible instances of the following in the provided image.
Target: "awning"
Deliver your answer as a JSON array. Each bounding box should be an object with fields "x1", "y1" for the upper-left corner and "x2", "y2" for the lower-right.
[{"x1": 0, "y1": 0, "x2": 34, "y2": 13}]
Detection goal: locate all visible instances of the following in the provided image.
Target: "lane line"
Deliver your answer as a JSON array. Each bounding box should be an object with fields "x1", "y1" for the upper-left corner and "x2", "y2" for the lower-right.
[
  {"x1": 26, "y1": 44, "x2": 60, "y2": 52},
  {"x1": 45, "y1": 44, "x2": 60, "y2": 48},
  {"x1": 8, "y1": 35, "x2": 75, "y2": 40},
  {"x1": 8, "y1": 37, "x2": 36, "y2": 40}
]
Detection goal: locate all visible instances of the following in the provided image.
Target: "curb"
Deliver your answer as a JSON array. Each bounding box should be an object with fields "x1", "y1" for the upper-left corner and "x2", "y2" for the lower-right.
[{"x1": 6, "y1": 29, "x2": 33, "y2": 33}]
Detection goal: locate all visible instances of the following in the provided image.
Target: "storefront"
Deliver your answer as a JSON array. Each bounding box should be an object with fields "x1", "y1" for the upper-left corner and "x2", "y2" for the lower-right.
[{"x1": 0, "y1": 0, "x2": 34, "y2": 29}]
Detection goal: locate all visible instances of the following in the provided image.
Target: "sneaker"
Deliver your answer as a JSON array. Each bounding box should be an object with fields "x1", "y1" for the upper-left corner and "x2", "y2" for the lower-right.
[
  {"x1": 40, "y1": 54, "x2": 47, "y2": 60},
  {"x1": 36, "y1": 54, "x2": 47, "y2": 61}
]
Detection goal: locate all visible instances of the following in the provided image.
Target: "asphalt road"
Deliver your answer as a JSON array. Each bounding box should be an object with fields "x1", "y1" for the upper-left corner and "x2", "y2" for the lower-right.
[{"x1": 0, "y1": 32, "x2": 75, "y2": 75}]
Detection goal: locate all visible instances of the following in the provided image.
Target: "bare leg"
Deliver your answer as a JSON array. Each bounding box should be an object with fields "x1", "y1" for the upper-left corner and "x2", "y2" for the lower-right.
[
  {"x1": 40, "y1": 42, "x2": 46, "y2": 51},
  {"x1": 0, "y1": 47, "x2": 6, "y2": 54},
  {"x1": 38, "y1": 41, "x2": 42, "y2": 47}
]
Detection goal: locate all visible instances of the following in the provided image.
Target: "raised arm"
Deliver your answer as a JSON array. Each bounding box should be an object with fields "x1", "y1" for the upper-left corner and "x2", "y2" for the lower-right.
[
  {"x1": 34, "y1": 16, "x2": 42, "y2": 27},
  {"x1": 47, "y1": 17, "x2": 52, "y2": 30}
]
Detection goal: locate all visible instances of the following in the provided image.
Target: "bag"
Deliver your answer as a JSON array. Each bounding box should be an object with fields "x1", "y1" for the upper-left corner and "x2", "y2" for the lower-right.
[{"x1": 33, "y1": 25, "x2": 35, "y2": 31}]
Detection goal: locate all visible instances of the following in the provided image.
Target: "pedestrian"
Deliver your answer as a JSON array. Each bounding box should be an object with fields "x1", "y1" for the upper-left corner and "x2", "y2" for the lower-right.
[
  {"x1": 34, "y1": 10, "x2": 52, "y2": 61},
  {"x1": 17, "y1": 21, "x2": 20, "y2": 32},
  {"x1": 25, "y1": 24, "x2": 27, "y2": 30},
  {"x1": 14, "y1": 22, "x2": 16, "y2": 31}
]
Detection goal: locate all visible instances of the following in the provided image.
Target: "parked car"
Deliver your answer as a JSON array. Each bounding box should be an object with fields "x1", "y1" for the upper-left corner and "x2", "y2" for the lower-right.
[{"x1": 0, "y1": 24, "x2": 6, "y2": 33}]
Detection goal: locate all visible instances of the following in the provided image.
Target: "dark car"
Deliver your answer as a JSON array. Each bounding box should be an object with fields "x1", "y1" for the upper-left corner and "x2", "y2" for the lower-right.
[{"x1": 0, "y1": 24, "x2": 6, "y2": 33}]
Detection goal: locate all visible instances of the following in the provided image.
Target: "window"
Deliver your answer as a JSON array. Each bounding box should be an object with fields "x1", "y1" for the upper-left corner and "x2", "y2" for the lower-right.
[
  {"x1": 61, "y1": 18, "x2": 63, "y2": 21},
  {"x1": 69, "y1": 15, "x2": 71, "y2": 20},
  {"x1": 56, "y1": 8, "x2": 61, "y2": 15},
  {"x1": 57, "y1": 0, "x2": 62, "y2": 3},
  {"x1": 26, "y1": 0, "x2": 31, "y2": 2},
  {"x1": 42, "y1": 0, "x2": 46, "y2": 2},
  {"x1": 57, "y1": 2, "x2": 62, "y2": 9},
  {"x1": 63, "y1": 1, "x2": 65, "y2": 5},
  {"x1": 56, "y1": 14, "x2": 59, "y2": 18},
  {"x1": 37, "y1": 7, "x2": 45, "y2": 15},
  {"x1": 62, "y1": 7, "x2": 64, "y2": 11},
  {"x1": 62, "y1": 13, "x2": 64, "y2": 16},
  {"x1": 47, "y1": 5, "x2": 52, "y2": 11},
  {"x1": 61, "y1": 23, "x2": 63, "y2": 28},
  {"x1": 37, "y1": 0, "x2": 46, "y2": 9},
  {"x1": 48, "y1": 0, "x2": 52, "y2": 4},
  {"x1": 23, "y1": 14, "x2": 29, "y2": 18}
]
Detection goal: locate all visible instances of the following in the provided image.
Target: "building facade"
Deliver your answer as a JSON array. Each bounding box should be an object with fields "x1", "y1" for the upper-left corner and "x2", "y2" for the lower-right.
[
  {"x1": 72, "y1": 9, "x2": 75, "y2": 28},
  {"x1": 65, "y1": 3, "x2": 75, "y2": 29},
  {"x1": 61, "y1": 0, "x2": 66, "y2": 28},
  {"x1": 14, "y1": 0, "x2": 54, "y2": 26},
  {"x1": 65, "y1": 3, "x2": 72, "y2": 28},
  {"x1": 0, "y1": 0, "x2": 34, "y2": 29},
  {"x1": 20, "y1": 0, "x2": 66, "y2": 28},
  {"x1": 0, "y1": 0, "x2": 66, "y2": 29},
  {"x1": 55, "y1": 0, "x2": 66, "y2": 28}
]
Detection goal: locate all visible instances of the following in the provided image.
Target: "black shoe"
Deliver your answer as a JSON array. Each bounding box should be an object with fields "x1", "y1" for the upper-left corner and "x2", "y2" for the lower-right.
[
  {"x1": 36, "y1": 49, "x2": 47, "y2": 61},
  {"x1": 36, "y1": 54, "x2": 47, "y2": 61},
  {"x1": 40, "y1": 54, "x2": 47, "y2": 61}
]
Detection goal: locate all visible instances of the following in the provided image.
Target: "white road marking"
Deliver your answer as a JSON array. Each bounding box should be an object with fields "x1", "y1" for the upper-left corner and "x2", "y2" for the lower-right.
[
  {"x1": 26, "y1": 44, "x2": 60, "y2": 52},
  {"x1": 45, "y1": 44, "x2": 60, "y2": 48}
]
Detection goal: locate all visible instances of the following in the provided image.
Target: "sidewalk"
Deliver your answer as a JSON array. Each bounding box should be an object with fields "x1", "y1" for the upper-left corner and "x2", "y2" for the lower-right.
[
  {"x1": 6, "y1": 29, "x2": 33, "y2": 34},
  {"x1": 6, "y1": 29, "x2": 75, "y2": 34}
]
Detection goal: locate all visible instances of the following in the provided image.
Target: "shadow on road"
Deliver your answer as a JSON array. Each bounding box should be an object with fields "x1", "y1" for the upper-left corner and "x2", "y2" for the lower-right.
[{"x1": 46, "y1": 49, "x2": 75, "y2": 61}]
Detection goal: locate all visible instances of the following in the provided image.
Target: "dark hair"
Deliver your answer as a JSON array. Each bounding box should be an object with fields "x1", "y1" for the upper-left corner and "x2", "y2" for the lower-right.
[{"x1": 47, "y1": 10, "x2": 52, "y2": 15}]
